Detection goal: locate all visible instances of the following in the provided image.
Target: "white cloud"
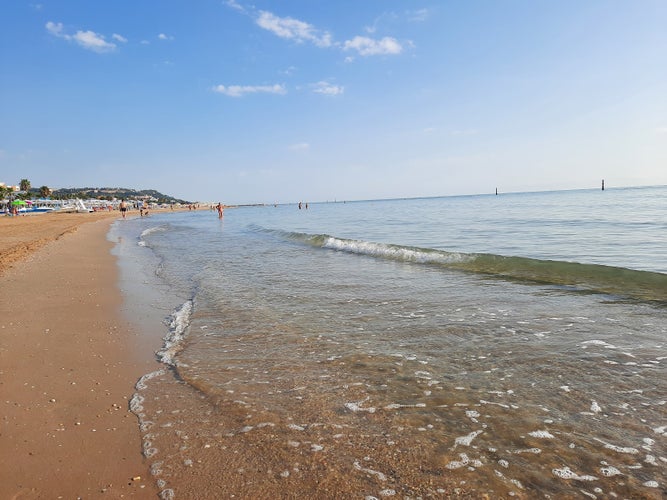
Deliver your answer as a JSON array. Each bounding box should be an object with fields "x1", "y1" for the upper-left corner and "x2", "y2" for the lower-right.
[
  {"x1": 407, "y1": 9, "x2": 430, "y2": 22},
  {"x1": 228, "y1": 5, "x2": 406, "y2": 58},
  {"x1": 72, "y1": 31, "x2": 116, "y2": 52},
  {"x1": 281, "y1": 65, "x2": 297, "y2": 76},
  {"x1": 225, "y1": 0, "x2": 245, "y2": 13},
  {"x1": 45, "y1": 21, "x2": 64, "y2": 36},
  {"x1": 212, "y1": 84, "x2": 287, "y2": 97},
  {"x1": 343, "y1": 36, "x2": 402, "y2": 56},
  {"x1": 112, "y1": 33, "x2": 128, "y2": 43},
  {"x1": 158, "y1": 33, "x2": 174, "y2": 41},
  {"x1": 256, "y1": 11, "x2": 332, "y2": 48},
  {"x1": 312, "y1": 81, "x2": 344, "y2": 96},
  {"x1": 46, "y1": 21, "x2": 116, "y2": 53}
]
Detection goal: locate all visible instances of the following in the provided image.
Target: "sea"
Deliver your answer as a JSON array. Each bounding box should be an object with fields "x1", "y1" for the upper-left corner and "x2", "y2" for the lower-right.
[{"x1": 108, "y1": 185, "x2": 667, "y2": 499}]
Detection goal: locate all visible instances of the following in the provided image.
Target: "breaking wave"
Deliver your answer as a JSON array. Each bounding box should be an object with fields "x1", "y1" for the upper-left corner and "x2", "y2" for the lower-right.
[{"x1": 277, "y1": 230, "x2": 667, "y2": 303}]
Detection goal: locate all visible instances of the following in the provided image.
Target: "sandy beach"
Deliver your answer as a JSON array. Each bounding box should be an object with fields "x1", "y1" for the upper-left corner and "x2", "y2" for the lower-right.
[{"x1": 0, "y1": 211, "x2": 159, "y2": 499}]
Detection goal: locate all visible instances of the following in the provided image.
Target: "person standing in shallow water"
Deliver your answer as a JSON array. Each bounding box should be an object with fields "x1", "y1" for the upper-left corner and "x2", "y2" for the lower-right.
[
  {"x1": 119, "y1": 199, "x2": 127, "y2": 219},
  {"x1": 216, "y1": 203, "x2": 224, "y2": 219}
]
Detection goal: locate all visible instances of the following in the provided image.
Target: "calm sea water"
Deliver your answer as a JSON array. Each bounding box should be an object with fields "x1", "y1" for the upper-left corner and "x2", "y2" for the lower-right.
[{"x1": 110, "y1": 186, "x2": 667, "y2": 499}]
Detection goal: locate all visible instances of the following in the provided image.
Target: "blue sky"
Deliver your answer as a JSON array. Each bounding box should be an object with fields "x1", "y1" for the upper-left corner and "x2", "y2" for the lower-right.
[{"x1": 1, "y1": 1, "x2": 666, "y2": 204}]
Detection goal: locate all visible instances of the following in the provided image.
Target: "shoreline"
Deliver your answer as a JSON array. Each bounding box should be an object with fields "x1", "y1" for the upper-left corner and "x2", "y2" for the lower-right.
[{"x1": 0, "y1": 212, "x2": 162, "y2": 498}]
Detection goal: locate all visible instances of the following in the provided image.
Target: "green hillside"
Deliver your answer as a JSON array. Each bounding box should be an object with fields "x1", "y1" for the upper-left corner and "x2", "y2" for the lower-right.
[{"x1": 45, "y1": 187, "x2": 190, "y2": 204}]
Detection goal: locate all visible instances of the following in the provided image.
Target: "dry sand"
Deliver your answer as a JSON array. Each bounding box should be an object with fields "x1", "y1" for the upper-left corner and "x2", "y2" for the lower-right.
[{"x1": 0, "y1": 211, "x2": 160, "y2": 498}]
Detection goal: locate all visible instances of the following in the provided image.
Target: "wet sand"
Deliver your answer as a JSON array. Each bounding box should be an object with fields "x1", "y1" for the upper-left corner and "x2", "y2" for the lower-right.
[
  {"x1": 0, "y1": 212, "x2": 159, "y2": 498},
  {"x1": 0, "y1": 209, "x2": 477, "y2": 499}
]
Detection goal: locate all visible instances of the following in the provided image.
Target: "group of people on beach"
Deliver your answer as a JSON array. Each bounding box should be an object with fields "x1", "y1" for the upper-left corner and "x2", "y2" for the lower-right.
[
  {"x1": 119, "y1": 199, "x2": 149, "y2": 219},
  {"x1": 2, "y1": 204, "x2": 20, "y2": 216}
]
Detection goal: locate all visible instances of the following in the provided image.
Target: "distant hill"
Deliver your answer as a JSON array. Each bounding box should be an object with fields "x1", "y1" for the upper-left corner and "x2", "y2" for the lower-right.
[{"x1": 44, "y1": 187, "x2": 190, "y2": 204}]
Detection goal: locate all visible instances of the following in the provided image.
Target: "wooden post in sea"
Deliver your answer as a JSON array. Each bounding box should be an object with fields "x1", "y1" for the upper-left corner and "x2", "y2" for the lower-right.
[
  {"x1": 602, "y1": 179, "x2": 605, "y2": 191},
  {"x1": 495, "y1": 188, "x2": 498, "y2": 195}
]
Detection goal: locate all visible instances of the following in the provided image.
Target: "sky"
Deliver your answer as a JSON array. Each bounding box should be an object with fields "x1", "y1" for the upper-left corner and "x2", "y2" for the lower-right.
[{"x1": 1, "y1": 0, "x2": 666, "y2": 204}]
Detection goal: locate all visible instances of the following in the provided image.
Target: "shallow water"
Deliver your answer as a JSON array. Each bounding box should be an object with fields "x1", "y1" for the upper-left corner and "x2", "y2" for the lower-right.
[{"x1": 111, "y1": 186, "x2": 667, "y2": 498}]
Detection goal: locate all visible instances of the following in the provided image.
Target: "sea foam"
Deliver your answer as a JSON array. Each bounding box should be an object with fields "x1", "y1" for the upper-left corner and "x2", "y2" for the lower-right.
[{"x1": 157, "y1": 301, "x2": 193, "y2": 365}]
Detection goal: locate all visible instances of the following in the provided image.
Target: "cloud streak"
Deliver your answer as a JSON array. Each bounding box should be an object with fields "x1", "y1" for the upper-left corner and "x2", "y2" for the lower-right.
[
  {"x1": 215, "y1": 4, "x2": 408, "y2": 99},
  {"x1": 212, "y1": 84, "x2": 287, "y2": 97},
  {"x1": 312, "y1": 81, "x2": 344, "y2": 96},
  {"x1": 343, "y1": 36, "x2": 403, "y2": 56},
  {"x1": 46, "y1": 21, "x2": 117, "y2": 53},
  {"x1": 229, "y1": 4, "x2": 406, "y2": 57},
  {"x1": 256, "y1": 11, "x2": 332, "y2": 48}
]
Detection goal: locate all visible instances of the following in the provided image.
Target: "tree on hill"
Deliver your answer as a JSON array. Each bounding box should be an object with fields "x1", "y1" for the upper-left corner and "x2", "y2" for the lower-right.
[{"x1": 48, "y1": 186, "x2": 190, "y2": 204}]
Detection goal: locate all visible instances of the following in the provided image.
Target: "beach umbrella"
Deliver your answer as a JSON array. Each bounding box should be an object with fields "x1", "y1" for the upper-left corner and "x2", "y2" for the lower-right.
[{"x1": 11, "y1": 200, "x2": 27, "y2": 205}]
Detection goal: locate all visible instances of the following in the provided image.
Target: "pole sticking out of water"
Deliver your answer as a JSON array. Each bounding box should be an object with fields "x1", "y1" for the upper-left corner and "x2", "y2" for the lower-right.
[{"x1": 602, "y1": 179, "x2": 605, "y2": 191}]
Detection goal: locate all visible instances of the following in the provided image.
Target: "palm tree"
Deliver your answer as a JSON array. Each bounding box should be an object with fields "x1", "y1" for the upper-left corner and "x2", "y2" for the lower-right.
[
  {"x1": 39, "y1": 186, "x2": 51, "y2": 198},
  {"x1": 19, "y1": 179, "x2": 31, "y2": 192}
]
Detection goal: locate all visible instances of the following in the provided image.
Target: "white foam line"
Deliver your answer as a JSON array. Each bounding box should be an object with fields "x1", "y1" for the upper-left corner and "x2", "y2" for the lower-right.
[
  {"x1": 581, "y1": 339, "x2": 617, "y2": 349},
  {"x1": 445, "y1": 453, "x2": 470, "y2": 470},
  {"x1": 383, "y1": 403, "x2": 426, "y2": 410},
  {"x1": 135, "y1": 369, "x2": 166, "y2": 391},
  {"x1": 529, "y1": 430, "x2": 555, "y2": 439},
  {"x1": 600, "y1": 466, "x2": 622, "y2": 477},
  {"x1": 157, "y1": 301, "x2": 193, "y2": 366},
  {"x1": 593, "y1": 438, "x2": 639, "y2": 454},
  {"x1": 480, "y1": 399, "x2": 510, "y2": 409},
  {"x1": 445, "y1": 453, "x2": 484, "y2": 470},
  {"x1": 552, "y1": 466, "x2": 597, "y2": 481},
  {"x1": 353, "y1": 460, "x2": 387, "y2": 481},
  {"x1": 345, "y1": 398, "x2": 376, "y2": 413},
  {"x1": 454, "y1": 430, "x2": 483, "y2": 447},
  {"x1": 513, "y1": 448, "x2": 542, "y2": 454}
]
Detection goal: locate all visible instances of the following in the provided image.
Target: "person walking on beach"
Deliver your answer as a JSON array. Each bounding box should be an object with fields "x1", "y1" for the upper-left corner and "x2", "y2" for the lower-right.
[
  {"x1": 216, "y1": 202, "x2": 224, "y2": 219},
  {"x1": 119, "y1": 199, "x2": 127, "y2": 219}
]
